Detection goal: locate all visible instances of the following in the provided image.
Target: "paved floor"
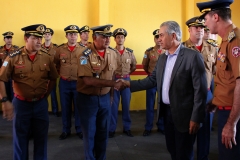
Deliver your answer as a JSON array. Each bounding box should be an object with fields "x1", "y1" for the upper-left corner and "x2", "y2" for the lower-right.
[{"x1": 0, "y1": 110, "x2": 219, "y2": 160}]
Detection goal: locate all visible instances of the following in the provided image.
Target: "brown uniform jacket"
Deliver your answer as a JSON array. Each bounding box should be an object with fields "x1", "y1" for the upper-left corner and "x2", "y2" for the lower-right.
[
  {"x1": 115, "y1": 47, "x2": 137, "y2": 76},
  {"x1": 78, "y1": 42, "x2": 92, "y2": 49},
  {"x1": 142, "y1": 45, "x2": 165, "y2": 74},
  {"x1": 77, "y1": 43, "x2": 117, "y2": 95},
  {"x1": 213, "y1": 24, "x2": 240, "y2": 106},
  {"x1": 0, "y1": 45, "x2": 19, "y2": 67},
  {"x1": 54, "y1": 43, "x2": 83, "y2": 81},
  {"x1": 183, "y1": 39, "x2": 217, "y2": 88},
  {"x1": 41, "y1": 42, "x2": 58, "y2": 61},
  {"x1": 0, "y1": 47, "x2": 59, "y2": 99}
]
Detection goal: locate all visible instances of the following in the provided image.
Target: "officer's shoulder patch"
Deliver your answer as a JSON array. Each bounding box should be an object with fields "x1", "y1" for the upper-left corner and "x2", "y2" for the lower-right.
[
  {"x1": 232, "y1": 47, "x2": 240, "y2": 58},
  {"x1": 108, "y1": 46, "x2": 116, "y2": 51},
  {"x1": 13, "y1": 45, "x2": 18, "y2": 49},
  {"x1": 80, "y1": 56, "x2": 88, "y2": 65},
  {"x1": 83, "y1": 48, "x2": 92, "y2": 57},
  {"x1": 228, "y1": 31, "x2": 236, "y2": 42},
  {"x1": 57, "y1": 43, "x2": 65, "y2": 48},
  {"x1": 206, "y1": 39, "x2": 218, "y2": 47},
  {"x1": 9, "y1": 47, "x2": 23, "y2": 57},
  {"x1": 53, "y1": 43, "x2": 58, "y2": 47},
  {"x1": 146, "y1": 47, "x2": 153, "y2": 52},
  {"x1": 126, "y1": 47, "x2": 133, "y2": 53},
  {"x1": 40, "y1": 48, "x2": 49, "y2": 55},
  {"x1": 79, "y1": 42, "x2": 86, "y2": 47}
]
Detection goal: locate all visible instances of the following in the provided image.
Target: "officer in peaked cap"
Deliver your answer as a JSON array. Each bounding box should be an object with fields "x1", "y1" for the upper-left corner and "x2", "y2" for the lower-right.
[
  {"x1": 112, "y1": 28, "x2": 127, "y2": 37},
  {"x1": 76, "y1": 24, "x2": 126, "y2": 160},
  {"x1": 196, "y1": 1, "x2": 240, "y2": 160},
  {"x1": 54, "y1": 24, "x2": 83, "y2": 140},
  {"x1": 109, "y1": 27, "x2": 136, "y2": 138},
  {"x1": 141, "y1": 29, "x2": 165, "y2": 137},
  {"x1": 184, "y1": 15, "x2": 218, "y2": 160},
  {"x1": 0, "y1": 24, "x2": 58, "y2": 159},
  {"x1": 42, "y1": 28, "x2": 59, "y2": 117},
  {"x1": 90, "y1": 24, "x2": 113, "y2": 37},
  {"x1": 64, "y1": 25, "x2": 79, "y2": 33},
  {"x1": 21, "y1": 24, "x2": 46, "y2": 37},
  {"x1": 185, "y1": 16, "x2": 205, "y2": 28},
  {"x1": 44, "y1": 27, "x2": 54, "y2": 35},
  {"x1": 0, "y1": 31, "x2": 19, "y2": 103},
  {"x1": 78, "y1": 25, "x2": 91, "y2": 48}
]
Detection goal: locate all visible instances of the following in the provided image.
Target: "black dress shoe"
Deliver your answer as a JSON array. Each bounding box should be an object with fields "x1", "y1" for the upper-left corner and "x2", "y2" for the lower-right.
[
  {"x1": 109, "y1": 131, "x2": 115, "y2": 138},
  {"x1": 123, "y1": 130, "x2": 133, "y2": 137},
  {"x1": 76, "y1": 132, "x2": 83, "y2": 139},
  {"x1": 59, "y1": 132, "x2": 70, "y2": 140},
  {"x1": 143, "y1": 130, "x2": 151, "y2": 136},
  {"x1": 157, "y1": 129, "x2": 165, "y2": 135}
]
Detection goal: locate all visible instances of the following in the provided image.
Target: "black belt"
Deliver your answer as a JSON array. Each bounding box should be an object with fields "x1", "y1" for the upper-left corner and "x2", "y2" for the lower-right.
[{"x1": 163, "y1": 103, "x2": 171, "y2": 107}]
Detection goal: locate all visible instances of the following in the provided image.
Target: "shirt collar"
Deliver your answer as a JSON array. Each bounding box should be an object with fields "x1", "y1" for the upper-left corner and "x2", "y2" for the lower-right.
[{"x1": 165, "y1": 44, "x2": 181, "y2": 56}]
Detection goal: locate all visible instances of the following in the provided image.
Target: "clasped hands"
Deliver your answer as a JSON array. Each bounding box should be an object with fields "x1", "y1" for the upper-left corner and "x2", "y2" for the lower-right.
[{"x1": 114, "y1": 79, "x2": 130, "y2": 91}]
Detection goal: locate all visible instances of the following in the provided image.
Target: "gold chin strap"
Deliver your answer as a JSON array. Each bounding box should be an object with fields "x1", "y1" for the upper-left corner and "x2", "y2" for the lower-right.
[{"x1": 201, "y1": 8, "x2": 211, "y2": 13}]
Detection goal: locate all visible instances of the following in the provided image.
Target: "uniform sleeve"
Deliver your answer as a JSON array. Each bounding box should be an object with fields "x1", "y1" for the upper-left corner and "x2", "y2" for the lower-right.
[
  {"x1": 228, "y1": 38, "x2": 240, "y2": 79},
  {"x1": 48, "y1": 57, "x2": 59, "y2": 80},
  {"x1": 131, "y1": 52, "x2": 137, "y2": 65},
  {"x1": 142, "y1": 50, "x2": 149, "y2": 66},
  {"x1": 0, "y1": 56, "x2": 13, "y2": 82},
  {"x1": 77, "y1": 55, "x2": 93, "y2": 77},
  {"x1": 54, "y1": 48, "x2": 61, "y2": 72}
]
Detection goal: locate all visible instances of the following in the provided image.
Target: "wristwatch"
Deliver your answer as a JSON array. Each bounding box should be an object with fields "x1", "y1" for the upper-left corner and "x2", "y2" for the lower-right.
[{"x1": 0, "y1": 97, "x2": 8, "y2": 103}]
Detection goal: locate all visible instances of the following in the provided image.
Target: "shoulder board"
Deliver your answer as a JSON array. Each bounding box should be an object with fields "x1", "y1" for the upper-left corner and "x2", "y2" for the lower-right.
[
  {"x1": 108, "y1": 46, "x2": 116, "y2": 51},
  {"x1": 57, "y1": 43, "x2": 65, "y2": 48},
  {"x1": 40, "y1": 48, "x2": 48, "y2": 54},
  {"x1": 228, "y1": 31, "x2": 236, "y2": 42},
  {"x1": 9, "y1": 47, "x2": 23, "y2": 57},
  {"x1": 53, "y1": 43, "x2": 58, "y2": 47},
  {"x1": 83, "y1": 48, "x2": 92, "y2": 57},
  {"x1": 78, "y1": 43, "x2": 86, "y2": 47},
  {"x1": 206, "y1": 39, "x2": 218, "y2": 47},
  {"x1": 13, "y1": 45, "x2": 19, "y2": 49},
  {"x1": 126, "y1": 47, "x2": 133, "y2": 53},
  {"x1": 146, "y1": 47, "x2": 153, "y2": 52}
]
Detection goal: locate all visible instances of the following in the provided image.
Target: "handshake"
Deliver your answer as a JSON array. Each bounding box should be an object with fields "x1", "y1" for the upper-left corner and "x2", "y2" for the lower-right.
[{"x1": 114, "y1": 79, "x2": 130, "y2": 91}]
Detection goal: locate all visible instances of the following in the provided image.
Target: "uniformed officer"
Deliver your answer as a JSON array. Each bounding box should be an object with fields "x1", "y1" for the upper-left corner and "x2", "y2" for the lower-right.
[
  {"x1": 183, "y1": 16, "x2": 217, "y2": 160},
  {"x1": 54, "y1": 25, "x2": 83, "y2": 140},
  {"x1": 203, "y1": 27, "x2": 219, "y2": 47},
  {"x1": 197, "y1": 0, "x2": 240, "y2": 159},
  {"x1": 42, "y1": 28, "x2": 59, "y2": 117},
  {"x1": 76, "y1": 24, "x2": 126, "y2": 160},
  {"x1": 142, "y1": 29, "x2": 165, "y2": 136},
  {"x1": 108, "y1": 28, "x2": 137, "y2": 138},
  {"x1": 0, "y1": 24, "x2": 59, "y2": 160},
  {"x1": 78, "y1": 25, "x2": 91, "y2": 48},
  {"x1": 0, "y1": 32, "x2": 19, "y2": 101}
]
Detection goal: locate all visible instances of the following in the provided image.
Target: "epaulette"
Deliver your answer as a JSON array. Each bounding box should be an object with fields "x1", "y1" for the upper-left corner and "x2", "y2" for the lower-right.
[
  {"x1": 57, "y1": 43, "x2": 65, "y2": 48},
  {"x1": 13, "y1": 45, "x2": 19, "y2": 49},
  {"x1": 79, "y1": 42, "x2": 86, "y2": 47},
  {"x1": 108, "y1": 46, "x2": 116, "y2": 51},
  {"x1": 126, "y1": 47, "x2": 133, "y2": 53},
  {"x1": 206, "y1": 39, "x2": 218, "y2": 47},
  {"x1": 83, "y1": 48, "x2": 92, "y2": 57},
  {"x1": 9, "y1": 46, "x2": 23, "y2": 57},
  {"x1": 146, "y1": 47, "x2": 154, "y2": 52},
  {"x1": 228, "y1": 31, "x2": 236, "y2": 42},
  {"x1": 40, "y1": 48, "x2": 49, "y2": 55},
  {"x1": 53, "y1": 43, "x2": 58, "y2": 47}
]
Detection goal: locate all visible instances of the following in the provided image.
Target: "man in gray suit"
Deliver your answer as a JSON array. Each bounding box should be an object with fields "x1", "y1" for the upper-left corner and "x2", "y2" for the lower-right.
[{"x1": 122, "y1": 21, "x2": 207, "y2": 160}]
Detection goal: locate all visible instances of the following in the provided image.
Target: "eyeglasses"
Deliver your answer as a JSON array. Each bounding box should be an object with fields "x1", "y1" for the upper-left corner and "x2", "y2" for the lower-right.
[{"x1": 155, "y1": 35, "x2": 159, "y2": 39}]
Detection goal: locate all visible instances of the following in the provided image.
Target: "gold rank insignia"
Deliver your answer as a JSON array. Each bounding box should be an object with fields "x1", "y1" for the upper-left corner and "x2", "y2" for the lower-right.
[
  {"x1": 85, "y1": 26, "x2": 89, "y2": 30},
  {"x1": 70, "y1": 25, "x2": 77, "y2": 30},
  {"x1": 36, "y1": 25, "x2": 45, "y2": 33},
  {"x1": 45, "y1": 28, "x2": 50, "y2": 32},
  {"x1": 228, "y1": 31, "x2": 236, "y2": 42}
]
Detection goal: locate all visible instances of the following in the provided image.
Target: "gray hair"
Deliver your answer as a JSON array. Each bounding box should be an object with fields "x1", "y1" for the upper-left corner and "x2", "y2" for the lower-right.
[{"x1": 160, "y1": 21, "x2": 182, "y2": 41}]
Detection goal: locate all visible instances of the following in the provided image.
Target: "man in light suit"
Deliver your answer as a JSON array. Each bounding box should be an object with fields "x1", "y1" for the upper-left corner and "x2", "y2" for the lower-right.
[{"x1": 122, "y1": 21, "x2": 207, "y2": 160}]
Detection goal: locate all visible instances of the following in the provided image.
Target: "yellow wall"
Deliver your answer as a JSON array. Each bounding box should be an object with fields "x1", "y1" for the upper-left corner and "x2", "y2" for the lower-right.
[{"x1": 1, "y1": 0, "x2": 240, "y2": 111}]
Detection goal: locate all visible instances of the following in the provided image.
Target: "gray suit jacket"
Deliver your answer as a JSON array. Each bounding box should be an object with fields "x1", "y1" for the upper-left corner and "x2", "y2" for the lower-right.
[{"x1": 130, "y1": 44, "x2": 207, "y2": 132}]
